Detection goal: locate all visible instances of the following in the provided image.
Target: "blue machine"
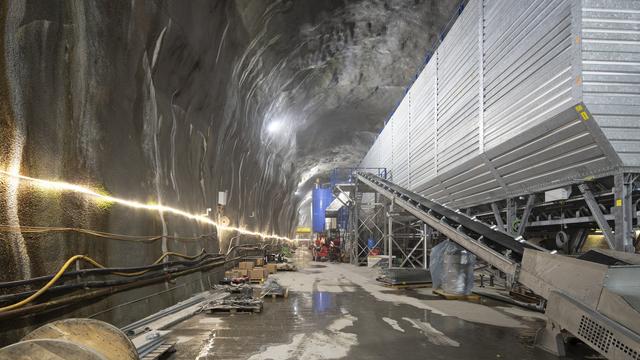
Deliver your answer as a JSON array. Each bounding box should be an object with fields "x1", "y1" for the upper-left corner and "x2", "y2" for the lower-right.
[{"x1": 312, "y1": 187, "x2": 333, "y2": 233}]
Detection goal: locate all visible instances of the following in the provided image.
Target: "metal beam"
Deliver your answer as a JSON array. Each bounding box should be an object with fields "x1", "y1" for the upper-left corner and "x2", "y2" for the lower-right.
[
  {"x1": 527, "y1": 214, "x2": 615, "y2": 227},
  {"x1": 491, "y1": 202, "x2": 506, "y2": 231},
  {"x1": 358, "y1": 173, "x2": 545, "y2": 255},
  {"x1": 357, "y1": 173, "x2": 520, "y2": 275},
  {"x1": 387, "y1": 200, "x2": 393, "y2": 269},
  {"x1": 423, "y1": 223, "x2": 429, "y2": 270},
  {"x1": 614, "y1": 174, "x2": 636, "y2": 252},
  {"x1": 578, "y1": 183, "x2": 615, "y2": 250},
  {"x1": 506, "y1": 198, "x2": 517, "y2": 235},
  {"x1": 399, "y1": 238, "x2": 424, "y2": 268},
  {"x1": 517, "y1": 195, "x2": 536, "y2": 236}
]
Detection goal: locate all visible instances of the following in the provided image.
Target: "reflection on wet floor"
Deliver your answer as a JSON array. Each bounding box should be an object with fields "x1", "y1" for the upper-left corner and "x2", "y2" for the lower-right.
[{"x1": 167, "y1": 250, "x2": 595, "y2": 360}]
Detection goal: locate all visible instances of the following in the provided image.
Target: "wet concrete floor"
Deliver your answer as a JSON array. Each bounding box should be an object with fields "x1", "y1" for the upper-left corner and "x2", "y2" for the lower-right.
[{"x1": 167, "y1": 250, "x2": 596, "y2": 359}]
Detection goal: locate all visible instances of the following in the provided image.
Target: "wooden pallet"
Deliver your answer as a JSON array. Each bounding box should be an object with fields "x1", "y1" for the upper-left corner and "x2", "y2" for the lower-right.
[
  {"x1": 263, "y1": 288, "x2": 289, "y2": 299},
  {"x1": 249, "y1": 278, "x2": 265, "y2": 284},
  {"x1": 380, "y1": 282, "x2": 431, "y2": 289},
  {"x1": 141, "y1": 343, "x2": 175, "y2": 360},
  {"x1": 433, "y1": 289, "x2": 481, "y2": 302}
]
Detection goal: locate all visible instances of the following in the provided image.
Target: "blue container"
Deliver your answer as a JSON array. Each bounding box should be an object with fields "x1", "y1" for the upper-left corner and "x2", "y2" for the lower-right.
[
  {"x1": 367, "y1": 238, "x2": 376, "y2": 249},
  {"x1": 312, "y1": 187, "x2": 333, "y2": 233}
]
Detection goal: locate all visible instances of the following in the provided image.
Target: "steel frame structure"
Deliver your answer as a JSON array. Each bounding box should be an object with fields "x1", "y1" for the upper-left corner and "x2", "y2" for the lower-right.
[
  {"x1": 466, "y1": 173, "x2": 639, "y2": 255},
  {"x1": 355, "y1": 171, "x2": 640, "y2": 360},
  {"x1": 338, "y1": 180, "x2": 432, "y2": 268}
]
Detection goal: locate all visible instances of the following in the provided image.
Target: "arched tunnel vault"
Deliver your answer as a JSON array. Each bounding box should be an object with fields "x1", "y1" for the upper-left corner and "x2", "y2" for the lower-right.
[{"x1": 0, "y1": 0, "x2": 458, "y2": 343}]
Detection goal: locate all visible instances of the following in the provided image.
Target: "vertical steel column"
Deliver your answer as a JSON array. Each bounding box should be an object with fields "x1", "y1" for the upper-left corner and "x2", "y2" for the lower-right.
[
  {"x1": 477, "y1": 0, "x2": 485, "y2": 154},
  {"x1": 506, "y1": 198, "x2": 517, "y2": 235},
  {"x1": 517, "y1": 195, "x2": 536, "y2": 236},
  {"x1": 382, "y1": 194, "x2": 388, "y2": 256},
  {"x1": 579, "y1": 183, "x2": 615, "y2": 249},
  {"x1": 388, "y1": 198, "x2": 395, "y2": 269},
  {"x1": 353, "y1": 179, "x2": 360, "y2": 264},
  {"x1": 491, "y1": 202, "x2": 506, "y2": 232},
  {"x1": 423, "y1": 223, "x2": 430, "y2": 270},
  {"x1": 614, "y1": 173, "x2": 635, "y2": 252}
]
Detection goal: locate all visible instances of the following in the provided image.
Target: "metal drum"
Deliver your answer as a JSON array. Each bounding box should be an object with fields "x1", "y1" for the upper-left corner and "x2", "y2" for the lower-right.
[
  {"x1": 0, "y1": 318, "x2": 138, "y2": 360},
  {"x1": 0, "y1": 339, "x2": 107, "y2": 360}
]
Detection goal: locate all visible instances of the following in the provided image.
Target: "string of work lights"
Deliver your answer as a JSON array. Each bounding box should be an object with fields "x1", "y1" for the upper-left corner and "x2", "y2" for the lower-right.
[{"x1": 0, "y1": 170, "x2": 293, "y2": 242}]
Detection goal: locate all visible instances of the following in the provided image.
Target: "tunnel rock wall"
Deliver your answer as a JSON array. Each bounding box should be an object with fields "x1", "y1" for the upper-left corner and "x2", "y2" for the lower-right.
[
  {"x1": 0, "y1": 0, "x2": 296, "y2": 342},
  {"x1": 0, "y1": 0, "x2": 460, "y2": 344}
]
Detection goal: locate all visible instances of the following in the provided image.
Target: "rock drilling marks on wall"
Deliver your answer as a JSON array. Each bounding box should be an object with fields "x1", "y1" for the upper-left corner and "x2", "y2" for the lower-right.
[{"x1": 3, "y1": 0, "x2": 31, "y2": 279}]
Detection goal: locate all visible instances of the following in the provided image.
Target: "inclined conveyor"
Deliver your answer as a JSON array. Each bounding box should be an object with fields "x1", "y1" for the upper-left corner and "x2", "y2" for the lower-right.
[{"x1": 357, "y1": 172, "x2": 640, "y2": 360}]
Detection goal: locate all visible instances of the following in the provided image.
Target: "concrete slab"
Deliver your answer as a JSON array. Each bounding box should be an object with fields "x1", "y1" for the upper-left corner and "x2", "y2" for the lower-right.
[{"x1": 166, "y1": 250, "x2": 597, "y2": 359}]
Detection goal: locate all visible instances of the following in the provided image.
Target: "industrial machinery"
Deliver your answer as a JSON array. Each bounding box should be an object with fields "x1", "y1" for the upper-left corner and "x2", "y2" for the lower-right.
[
  {"x1": 0, "y1": 318, "x2": 138, "y2": 360},
  {"x1": 352, "y1": 0, "x2": 640, "y2": 356},
  {"x1": 356, "y1": 172, "x2": 640, "y2": 359},
  {"x1": 359, "y1": 0, "x2": 640, "y2": 254}
]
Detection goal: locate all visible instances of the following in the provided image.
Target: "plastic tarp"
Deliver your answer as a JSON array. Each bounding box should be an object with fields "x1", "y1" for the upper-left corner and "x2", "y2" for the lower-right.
[{"x1": 430, "y1": 240, "x2": 476, "y2": 295}]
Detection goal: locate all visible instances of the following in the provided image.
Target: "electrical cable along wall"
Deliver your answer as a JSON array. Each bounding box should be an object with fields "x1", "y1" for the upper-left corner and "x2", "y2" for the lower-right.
[{"x1": 360, "y1": 0, "x2": 640, "y2": 210}]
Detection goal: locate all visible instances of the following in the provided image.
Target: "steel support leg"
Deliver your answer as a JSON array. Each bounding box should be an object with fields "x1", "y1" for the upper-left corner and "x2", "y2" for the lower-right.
[
  {"x1": 491, "y1": 202, "x2": 505, "y2": 232},
  {"x1": 387, "y1": 199, "x2": 394, "y2": 269},
  {"x1": 535, "y1": 320, "x2": 567, "y2": 357},
  {"x1": 569, "y1": 228, "x2": 588, "y2": 255},
  {"x1": 614, "y1": 173, "x2": 635, "y2": 252},
  {"x1": 579, "y1": 183, "x2": 615, "y2": 249},
  {"x1": 423, "y1": 223, "x2": 429, "y2": 270},
  {"x1": 506, "y1": 198, "x2": 517, "y2": 235},
  {"x1": 517, "y1": 195, "x2": 536, "y2": 236}
]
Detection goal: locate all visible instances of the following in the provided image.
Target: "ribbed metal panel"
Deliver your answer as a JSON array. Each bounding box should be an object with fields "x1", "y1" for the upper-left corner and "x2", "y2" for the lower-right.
[
  {"x1": 378, "y1": 125, "x2": 393, "y2": 180},
  {"x1": 408, "y1": 57, "x2": 437, "y2": 191},
  {"x1": 392, "y1": 98, "x2": 410, "y2": 187},
  {"x1": 581, "y1": 0, "x2": 640, "y2": 168},
  {"x1": 414, "y1": 107, "x2": 619, "y2": 208},
  {"x1": 483, "y1": 0, "x2": 575, "y2": 150},
  {"x1": 436, "y1": 0, "x2": 480, "y2": 174},
  {"x1": 357, "y1": 0, "x2": 637, "y2": 209}
]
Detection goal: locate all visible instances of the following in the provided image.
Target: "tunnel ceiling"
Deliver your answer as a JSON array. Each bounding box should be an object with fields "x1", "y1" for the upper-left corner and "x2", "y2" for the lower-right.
[{"x1": 239, "y1": 0, "x2": 460, "y2": 194}]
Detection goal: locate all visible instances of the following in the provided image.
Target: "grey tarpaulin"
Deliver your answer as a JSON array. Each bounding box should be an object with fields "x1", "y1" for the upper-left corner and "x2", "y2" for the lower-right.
[{"x1": 430, "y1": 240, "x2": 476, "y2": 295}]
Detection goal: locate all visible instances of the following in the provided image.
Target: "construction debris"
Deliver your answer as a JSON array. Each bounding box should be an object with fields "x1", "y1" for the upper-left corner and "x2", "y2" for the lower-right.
[
  {"x1": 201, "y1": 298, "x2": 263, "y2": 314},
  {"x1": 213, "y1": 283, "x2": 253, "y2": 297},
  {"x1": 275, "y1": 262, "x2": 297, "y2": 271},
  {"x1": 260, "y1": 278, "x2": 289, "y2": 299}
]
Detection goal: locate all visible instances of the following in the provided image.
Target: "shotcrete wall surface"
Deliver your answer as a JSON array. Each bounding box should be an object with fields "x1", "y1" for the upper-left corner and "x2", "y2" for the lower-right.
[{"x1": 0, "y1": 0, "x2": 457, "y2": 344}]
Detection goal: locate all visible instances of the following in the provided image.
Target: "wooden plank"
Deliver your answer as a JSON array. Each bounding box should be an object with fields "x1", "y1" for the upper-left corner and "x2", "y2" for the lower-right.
[
  {"x1": 433, "y1": 289, "x2": 481, "y2": 302},
  {"x1": 381, "y1": 282, "x2": 431, "y2": 289}
]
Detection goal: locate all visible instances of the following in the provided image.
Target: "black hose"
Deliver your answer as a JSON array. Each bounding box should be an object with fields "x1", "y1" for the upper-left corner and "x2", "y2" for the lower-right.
[
  {"x1": 0, "y1": 253, "x2": 221, "y2": 289},
  {"x1": 0, "y1": 256, "x2": 222, "y2": 303},
  {"x1": 0, "y1": 256, "x2": 242, "y2": 321}
]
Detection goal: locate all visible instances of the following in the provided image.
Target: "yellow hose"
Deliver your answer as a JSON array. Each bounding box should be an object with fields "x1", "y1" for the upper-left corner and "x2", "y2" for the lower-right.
[{"x1": 0, "y1": 249, "x2": 207, "y2": 312}]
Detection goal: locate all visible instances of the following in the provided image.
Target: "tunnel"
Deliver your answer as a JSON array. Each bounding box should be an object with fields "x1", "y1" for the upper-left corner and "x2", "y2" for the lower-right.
[{"x1": 0, "y1": 0, "x2": 639, "y2": 359}]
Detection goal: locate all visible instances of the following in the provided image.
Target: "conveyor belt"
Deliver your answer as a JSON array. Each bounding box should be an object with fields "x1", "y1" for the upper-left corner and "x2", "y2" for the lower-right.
[{"x1": 356, "y1": 172, "x2": 545, "y2": 268}]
